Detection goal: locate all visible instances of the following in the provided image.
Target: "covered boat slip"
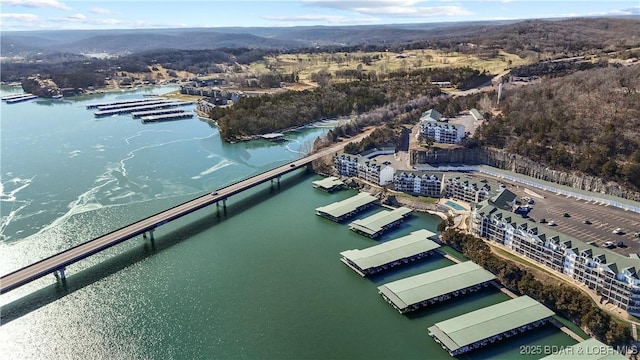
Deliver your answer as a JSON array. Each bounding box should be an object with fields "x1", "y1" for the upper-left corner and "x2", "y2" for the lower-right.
[
  {"x1": 312, "y1": 176, "x2": 344, "y2": 192},
  {"x1": 428, "y1": 296, "x2": 555, "y2": 356},
  {"x1": 378, "y1": 261, "x2": 496, "y2": 313},
  {"x1": 315, "y1": 192, "x2": 378, "y2": 222},
  {"x1": 349, "y1": 207, "x2": 413, "y2": 238},
  {"x1": 340, "y1": 229, "x2": 439, "y2": 276},
  {"x1": 540, "y1": 338, "x2": 626, "y2": 360}
]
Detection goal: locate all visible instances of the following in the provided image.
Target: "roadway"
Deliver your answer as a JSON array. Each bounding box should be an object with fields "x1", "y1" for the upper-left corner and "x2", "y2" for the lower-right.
[{"x1": 0, "y1": 130, "x2": 373, "y2": 295}]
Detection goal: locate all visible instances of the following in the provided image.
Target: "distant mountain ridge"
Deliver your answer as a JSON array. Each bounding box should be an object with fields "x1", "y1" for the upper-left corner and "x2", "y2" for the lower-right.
[{"x1": 1, "y1": 16, "x2": 638, "y2": 57}]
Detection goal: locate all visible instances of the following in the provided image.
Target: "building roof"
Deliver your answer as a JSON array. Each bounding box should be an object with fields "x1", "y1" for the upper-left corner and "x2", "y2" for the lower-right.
[
  {"x1": 312, "y1": 176, "x2": 344, "y2": 190},
  {"x1": 540, "y1": 338, "x2": 627, "y2": 360},
  {"x1": 428, "y1": 296, "x2": 555, "y2": 352},
  {"x1": 315, "y1": 192, "x2": 378, "y2": 219},
  {"x1": 340, "y1": 229, "x2": 439, "y2": 271},
  {"x1": 421, "y1": 108, "x2": 442, "y2": 122},
  {"x1": 349, "y1": 207, "x2": 413, "y2": 236},
  {"x1": 470, "y1": 108, "x2": 484, "y2": 121},
  {"x1": 394, "y1": 170, "x2": 444, "y2": 181},
  {"x1": 378, "y1": 262, "x2": 495, "y2": 310},
  {"x1": 488, "y1": 188, "x2": 517, "y2": 211}
]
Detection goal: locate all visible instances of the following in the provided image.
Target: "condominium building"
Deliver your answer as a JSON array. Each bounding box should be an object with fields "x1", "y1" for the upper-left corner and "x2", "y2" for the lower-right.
[
  {"x1": 470, "y1": 202, "x2": 640, "y2": 316},
  {"x1": 445, "y1": 176, "x2": 491, "y2": 203},
  {"x1": 419, "y1": 109, "x2": 465, "y2": 144},
  {"x1": 334, "y1": 153, "x2": 395, "y2": 186},
  {"x1": 393, "y1": 171, "x2": 443, "y2": 197}
]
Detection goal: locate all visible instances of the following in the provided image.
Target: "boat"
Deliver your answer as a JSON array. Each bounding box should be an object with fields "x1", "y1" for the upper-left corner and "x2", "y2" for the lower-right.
[{"x1": 52, "y1": 94, "x2": 63, "y2": 99}]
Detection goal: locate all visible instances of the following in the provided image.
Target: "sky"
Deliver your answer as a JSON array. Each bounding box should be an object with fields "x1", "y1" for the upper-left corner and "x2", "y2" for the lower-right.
[{"x1": 0, "y1": 0, "x2": 638, "y2": 31}]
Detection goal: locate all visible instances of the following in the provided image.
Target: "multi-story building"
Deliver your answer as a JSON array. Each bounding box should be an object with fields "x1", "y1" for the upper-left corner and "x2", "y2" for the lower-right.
[
  {"x1": 393, "y1": 171, "x2": 443, "y2": 197},
  {"x1": 334, "y1": 153, "x2": 395, "y2": 186},
  {"x1": 471, "y1": 202, "x2": 640, "y2": 316},
  {"x1": 418, "y1": 108, "x2": 465, "y2": 144},
  {"x1": 445, "y1": 176, "x2": 491, "y2": 203}
]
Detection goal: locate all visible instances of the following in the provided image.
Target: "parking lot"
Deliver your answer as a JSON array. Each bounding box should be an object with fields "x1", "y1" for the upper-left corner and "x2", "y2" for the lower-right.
[{"x1": 473, "y1": 173, "x2": 640, "y2": 257}]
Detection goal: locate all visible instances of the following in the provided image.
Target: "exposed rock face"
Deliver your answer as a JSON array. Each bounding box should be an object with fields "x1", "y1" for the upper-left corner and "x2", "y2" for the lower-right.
[
  {"x1": 21, "y1": 76, "x2": 61, "y2": 98},
  {"x1": 411, "y1": 147, "x2": 640, "y2": 201}
]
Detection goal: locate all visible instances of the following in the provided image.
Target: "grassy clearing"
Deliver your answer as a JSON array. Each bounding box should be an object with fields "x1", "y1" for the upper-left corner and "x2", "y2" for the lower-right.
[
  {"x1": 255, "y1": 49, "x2": 529, "y2": 84},
  {"x1": 393, "y1": 192, "x2": 440, "y2": 204}
]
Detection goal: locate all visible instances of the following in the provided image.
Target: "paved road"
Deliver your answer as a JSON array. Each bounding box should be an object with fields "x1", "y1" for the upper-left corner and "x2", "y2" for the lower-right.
[{"x1": 1, "y1": 130, "x2": 373, "y2": 295}]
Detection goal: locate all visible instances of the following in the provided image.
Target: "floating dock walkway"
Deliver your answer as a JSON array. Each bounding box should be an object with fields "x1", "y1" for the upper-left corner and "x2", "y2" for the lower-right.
[
  {"x1": 340, "y1": 229, "x2": 439, "y2": 276},
  {"x1": 312, "y1": 176, "x2": 345, "y2": 192},
  {"x1": 378, "y1": 261, "x2": 496, "y2": 313},
  {"x1": 315, "y1": 192, "x2": 378, "y2": 222},
  {"x1": 86, "y1": 97, "x2": 162, "y2": 109},
  {"x1": 131, "y1": 108, "x2": 187, "y2": 118},
  {"x1": 428, "y1": 296, "x2": 555, "y2": 356},
  {"x1": 96, "y1": 99, "x2": 174, "y2": 111},
  {"x1": 348, "y1": 206, "x2": 412, "y2": 238},
  {"x1": 94, "y1": 101, "x2": 192, "y2": 117},
  {"x1": 2, "y1": 93, "x2": 37, "y2": 103},
  {"x1": 141, "y1": 112, "x2": 193, "y2": 123}
]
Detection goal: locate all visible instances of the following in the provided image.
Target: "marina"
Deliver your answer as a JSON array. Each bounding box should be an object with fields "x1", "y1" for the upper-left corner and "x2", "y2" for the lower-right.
[
  {"x1": 312, "y1": 176, "x2": 344, "y2": 192},
  {"x1": 339, "y1": 229, "x2": 440, "y2": 276},
  {"x1": 3, "y1": 94, "x2": 37, "y2": 103},
  {"x1": 428, "y1": 296, "x2": 556, "y2": 356},
  {"x1": 85, "y1": 97, "x2": 162, "y2": 109},
  {"x1": 131, "y1": 108, "x2": 188, "y2": 118},
  {"x1": 94, "y1": 101, "x2": 192, "y2": 117},
  {"x1": 348, "y1": 206, "x2": 413, "y2": 238},
  {"x1": 315, "y1": 192, "x2": 378, "y2": 222},
  {"x1": 140, "y1": 112, "x2": 194, "y2": 123},
  {"x1": 377, "y1": 261, "x2": 496, "y2": 313},
  {"x1": 96, "y1": 99, "x2": 175, "y2": 111}
]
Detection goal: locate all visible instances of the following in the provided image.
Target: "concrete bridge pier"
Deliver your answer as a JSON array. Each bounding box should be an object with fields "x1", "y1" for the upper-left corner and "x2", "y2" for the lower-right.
[
  {"x1": 142, "y1": 230, "x2": 155, "y2": 241},
  {"x1": 54, "y1": 267, "x2": 66, "y2": 280}
]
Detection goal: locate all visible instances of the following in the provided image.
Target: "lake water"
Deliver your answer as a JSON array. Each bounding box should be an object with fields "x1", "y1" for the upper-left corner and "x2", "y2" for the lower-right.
[{"x1": 0, "y1": 85, "x2": 576, "y2": 359}]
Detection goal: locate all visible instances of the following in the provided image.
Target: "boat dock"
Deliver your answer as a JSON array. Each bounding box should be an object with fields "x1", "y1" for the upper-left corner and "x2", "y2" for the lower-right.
[
  {"x1": 96, "y1": 99, "x2": 174, "y2": 111},
  {"x1": 312, "y1": 176, "x2": 345, "y2": 192},
  {"x1": 3, "y1": 93, "x2": 37, "y2": 103},
  {"x1": 340, "y1": 229, "x2": 440, "y2": 276},
  {"x1": 94, "y1": 101, "x2": 192, "y2": 117},
  {"x1": 141, "y1": 112, "x2": 194, "y2": 123},
  {"x1": 315, "y1": 192, "x2": 378, "y2": 222},
  {"x1": 348, "y1": 206, "x2": 412, "y2": 238},
  {"x1": 377, "y1": 261, "x2": 496, "y2": 313},
  {"x1": 86, "y1": 97, "x2": 162, "y2": 109},
  {"x1": 131, "y1": 108, "x2": 187, "y2": 118},
  {"x1": 428, "y1": 296, "x2": 555, "y2": 356}
]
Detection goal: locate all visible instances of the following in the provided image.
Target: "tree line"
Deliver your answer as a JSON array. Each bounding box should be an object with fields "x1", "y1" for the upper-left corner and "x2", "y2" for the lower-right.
[
  {"x1": 440, "y1": 229, "x2": 632, "y2": 347},
  {"x1": 476, "y1": 65, "x2": 640, "y2": 191}
]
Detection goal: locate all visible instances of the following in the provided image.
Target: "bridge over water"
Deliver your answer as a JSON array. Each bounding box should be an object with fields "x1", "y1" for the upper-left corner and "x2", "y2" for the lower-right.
[{"x1": 0, "y1": 133, "x2": 366, "y2": 295}]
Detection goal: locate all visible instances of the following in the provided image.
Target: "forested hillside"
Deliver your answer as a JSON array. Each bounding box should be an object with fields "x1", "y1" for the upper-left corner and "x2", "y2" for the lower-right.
[{"x1": 477, "y1": 65, "x2": 640, "y2": 190}]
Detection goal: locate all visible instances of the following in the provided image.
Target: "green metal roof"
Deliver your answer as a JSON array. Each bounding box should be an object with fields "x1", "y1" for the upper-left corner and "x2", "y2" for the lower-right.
[
  {"x1": 340, "y1": 229, "x2": 439, "y2": 270},
  {"x1": 315, "y1": 192, "x2": 378, "y2": 218},
  {"x1": 312, "y1": 176, "x2": 344, "y2": 190},
  {"x1": 428, "y1": 296, "x2": 555, "y2": 352},
  {"x1": 349, "y1": 207, "x2": 413, "y2": 236},
  {"x1": 378, "y1": 262, "x2": 495, "y2": 310},
  {"x1": 540, "y1": 338, "x2": 627, "y2": 360}
]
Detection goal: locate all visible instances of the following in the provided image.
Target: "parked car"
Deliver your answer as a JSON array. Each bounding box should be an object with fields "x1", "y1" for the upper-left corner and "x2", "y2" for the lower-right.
[
  {"x1": 634, "y1": 232, "x2": 640, "y2": 238},
  {"x1": 540, "y1": 218, "x2": 547, "y2": 223},
  {"x1": 563, "y1": 213, "x2": 570, "y2": 217},
  {"x1": 583, "y1": 220, "x2": 592, "y2": 225},
  {"x1": 603, "y1": 241, "x2": 614, "y2": 248},
  {"x1": 612, "y1": 228, "x2": 622, "y2": 234},
  {"x1": 548, "y1": 221, "x2": 557, "y2": 226},
  {"x1": 616, "y1": 241, "x2": 626, "y2": 248}
]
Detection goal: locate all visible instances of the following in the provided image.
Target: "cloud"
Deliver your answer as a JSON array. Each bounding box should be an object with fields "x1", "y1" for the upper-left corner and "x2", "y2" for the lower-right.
[
  {"x1": 606, "y1": 6, "x2": 640, "y2": 16},
  {"x1": 0, "y1": 12, "x2": 40, "y2": 21},
  {"x1": 49, "y1": 14, "x2": 123, "y2": 26},
  {"x1": 263, "y1": 14, "x2": 379, "y2": 24},
  {"x1": 90, "y1": 7, "x2": 111, "y2": 15},
  {"x1": 303, "y1": 0, "x2": 471, "y2": 18},
  {"x1": 0, "y1": 0, "x2": 70, "y2": 11}
]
